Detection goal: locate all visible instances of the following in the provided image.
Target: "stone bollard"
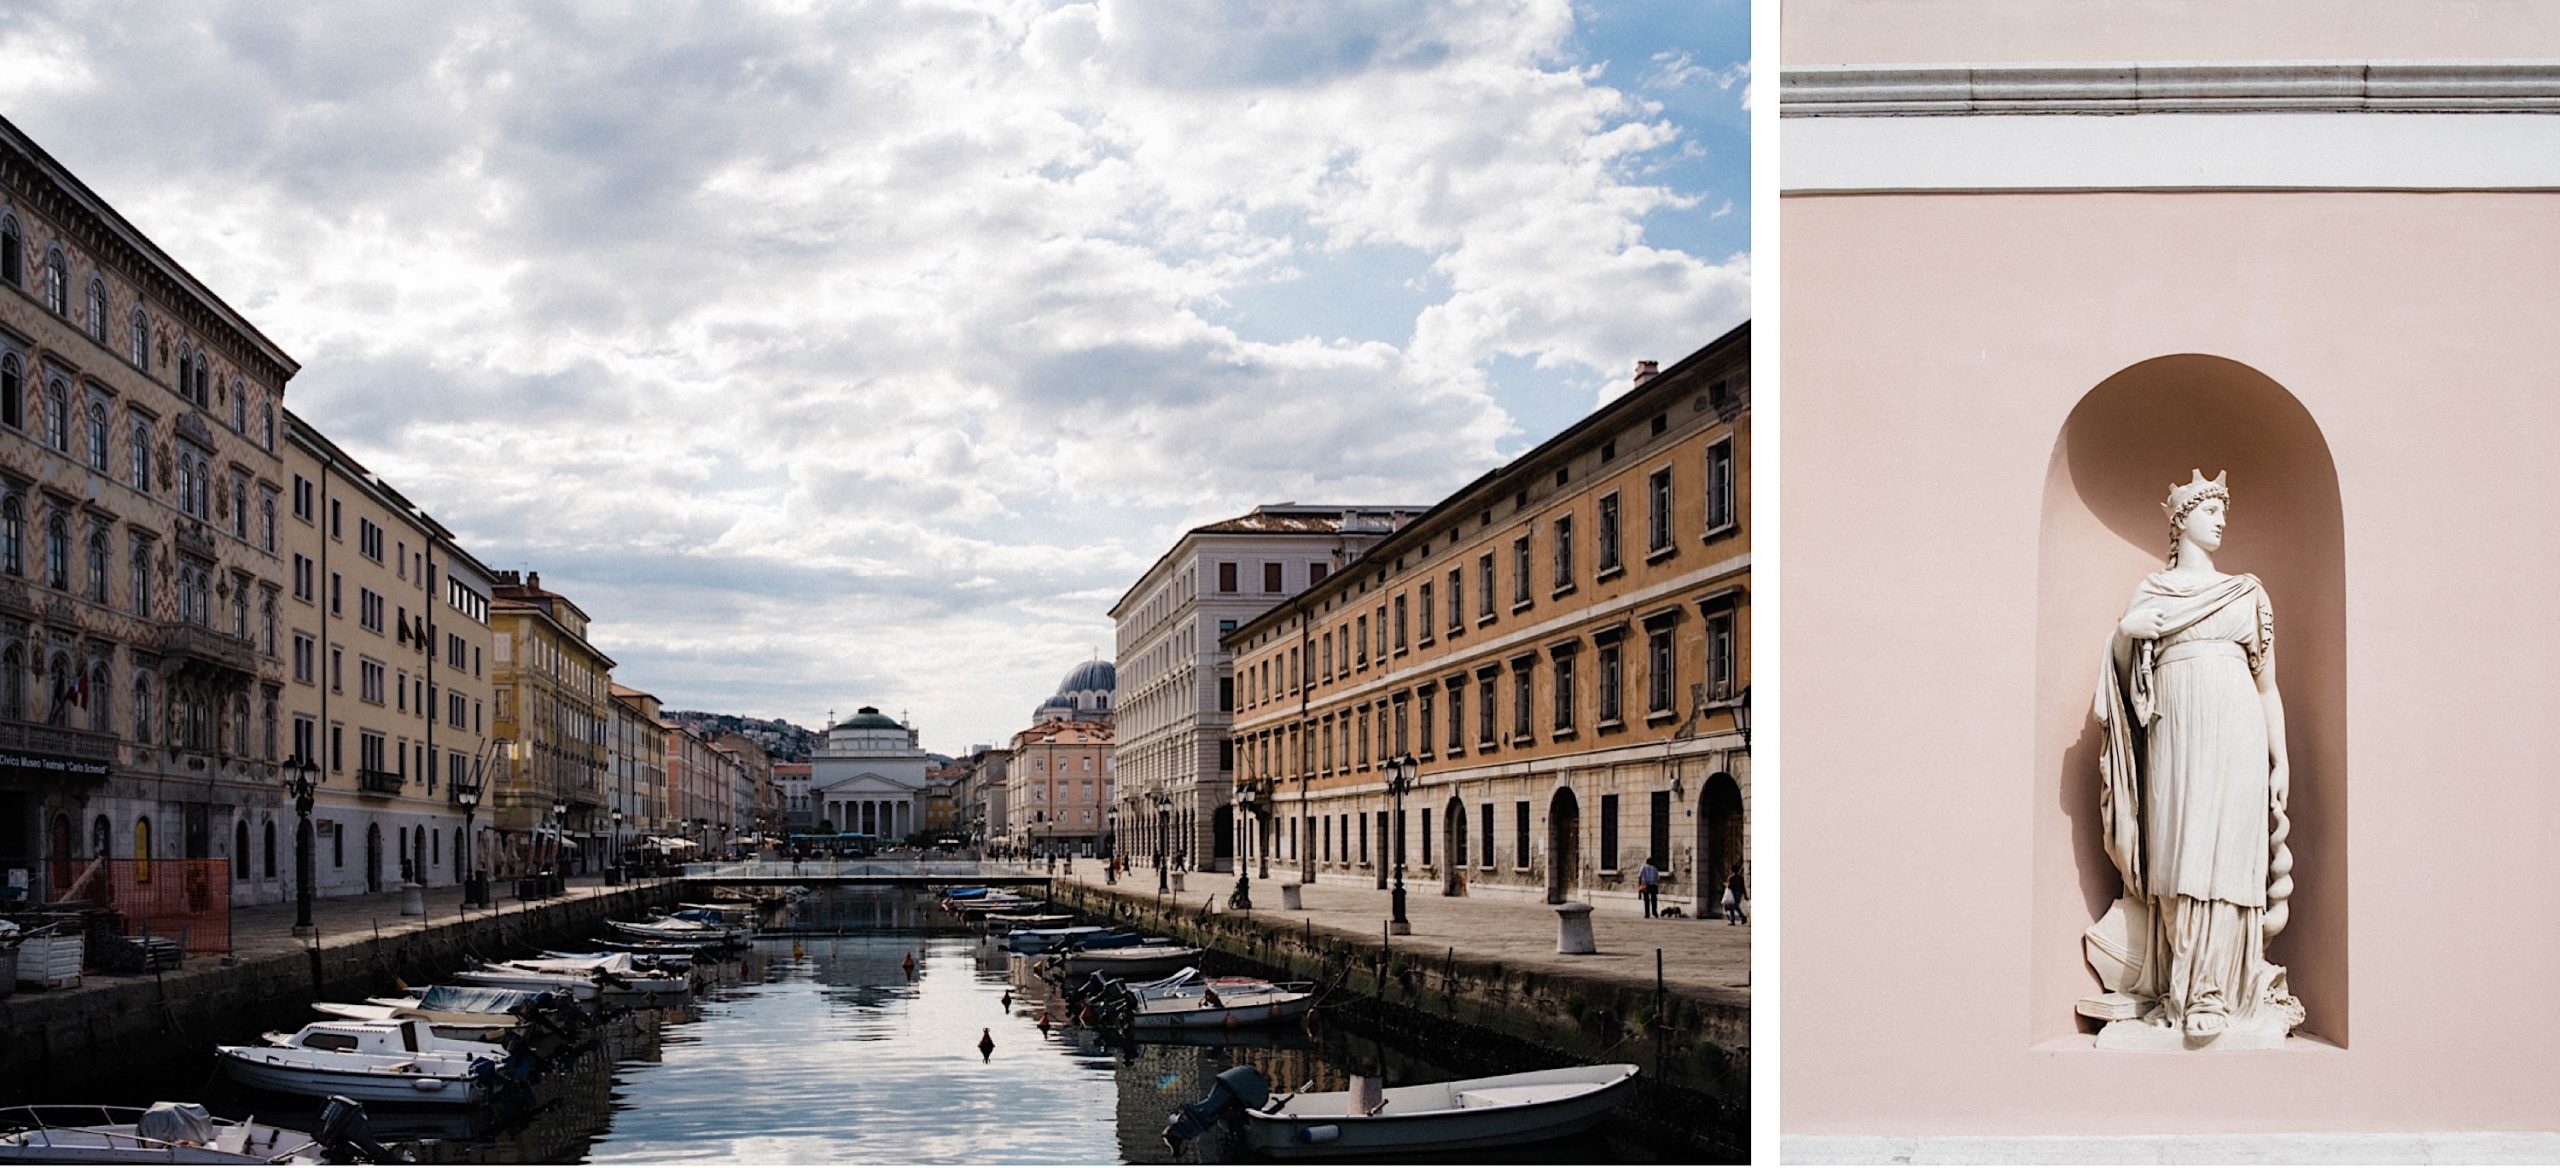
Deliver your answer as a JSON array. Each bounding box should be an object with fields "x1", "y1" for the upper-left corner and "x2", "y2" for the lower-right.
[
  {"x1": 1171, "y1": 872, "x2": 1186, "y2": 893},
  {"x1": 400, "y1": 881, "x2": 427, "y2": 917},
  {"x1": 1554, "y1": 901, "x2": 1597, "y2": 955},
  {"x1": 1281, "y1": 881, "x2": 1303, "y2": 910}
]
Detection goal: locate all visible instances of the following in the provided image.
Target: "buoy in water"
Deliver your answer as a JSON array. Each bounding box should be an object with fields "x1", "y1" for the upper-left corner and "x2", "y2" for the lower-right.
[
  {"x1": 1001, "y1": 990, "x2": 1013, "y2": 1011},
  {"x1": 978, "y1": 1027, "x2": 995, "y2": 1061}
]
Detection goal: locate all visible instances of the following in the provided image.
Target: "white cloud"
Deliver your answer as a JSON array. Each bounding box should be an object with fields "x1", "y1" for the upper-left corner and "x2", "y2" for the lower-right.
[{"x1": 0, "y1": 0, "x2": 1746, "y2": 749}]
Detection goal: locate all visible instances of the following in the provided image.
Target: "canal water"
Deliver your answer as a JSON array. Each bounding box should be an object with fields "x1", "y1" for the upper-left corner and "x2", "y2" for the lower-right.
[{"x1": 61, "y1": 889, "x2": 1720, "y2": 1163}]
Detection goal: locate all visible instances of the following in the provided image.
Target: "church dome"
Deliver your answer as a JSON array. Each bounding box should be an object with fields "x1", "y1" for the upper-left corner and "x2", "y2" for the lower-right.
[
  {"x1": 1058, "y1": 660, "x2": 1115, "y2": 693},
  {"x1": 832, "y1": 706, "x2": 904, "y2": 732}
]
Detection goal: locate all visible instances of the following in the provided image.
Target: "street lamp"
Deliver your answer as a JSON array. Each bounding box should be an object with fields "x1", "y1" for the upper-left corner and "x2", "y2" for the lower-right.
[
  {"x1": 1735, "y1": 684, "x2": 1752, "y2": 754},
  {"x1": 454, "y1": 739, "x2": 501, "y2": 908},
  {"x1": 1250, "y1": 774, "x2": 1274, "y2": 880},
  {"x1": 610, "y1": 808, "x2": 625, "y2": 885},
  {"x1": 1385, "y1": 753, "x2": 1417, "y2": 936},
  {"x1": 281, "y1": 751, "x2": 320, "y2": 937},
  {"x1": 1152, "y1": 790, "x2": 1171, "y2": 893},
  {"x1": 550, "y1": 799, "x2": 567, "y2": 895}
]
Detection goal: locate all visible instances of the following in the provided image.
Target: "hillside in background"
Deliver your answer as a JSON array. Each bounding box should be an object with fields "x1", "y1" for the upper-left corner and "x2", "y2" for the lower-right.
[{"x1": 664, "y1": 711, "x2": 822, "y2": 762}]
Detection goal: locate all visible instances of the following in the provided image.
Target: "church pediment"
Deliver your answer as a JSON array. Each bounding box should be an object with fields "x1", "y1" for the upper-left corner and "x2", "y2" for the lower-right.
[{"x1": 814, "y1": 771, "x2": 919, "y2": 795}]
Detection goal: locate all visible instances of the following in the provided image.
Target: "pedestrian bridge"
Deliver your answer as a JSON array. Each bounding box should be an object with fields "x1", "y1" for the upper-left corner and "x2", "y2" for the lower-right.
[{"x1": 674, "y1": 860, "x2": 1055, "y2": 887}]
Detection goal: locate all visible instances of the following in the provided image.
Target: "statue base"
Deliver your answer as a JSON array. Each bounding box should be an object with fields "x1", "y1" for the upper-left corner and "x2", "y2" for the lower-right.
[{"x1": 2094, "y1": 1011, "x2": 2289, "y2": 1052}]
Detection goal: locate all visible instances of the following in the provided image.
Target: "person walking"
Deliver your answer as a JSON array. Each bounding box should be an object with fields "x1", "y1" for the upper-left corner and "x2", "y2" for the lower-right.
[
  {"x1": 1637, "y1": 856, "x2": 1661, "y2": 918},
  {"x1": 1724, "y1": 866, "x2": 1749, "y2": 925}
]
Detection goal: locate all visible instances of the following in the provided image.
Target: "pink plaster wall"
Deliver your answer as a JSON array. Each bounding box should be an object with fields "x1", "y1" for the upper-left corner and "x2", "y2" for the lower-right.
[
  {"x1": 1784, "y1": 0, "x2": 2560, "y2": 66},
  {"x1": 1782, "y1": 191, "x2": 2560, "y2": 1134}
]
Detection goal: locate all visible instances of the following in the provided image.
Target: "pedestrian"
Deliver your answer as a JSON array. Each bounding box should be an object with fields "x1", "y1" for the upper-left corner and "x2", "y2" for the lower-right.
[
  {"x1": 1724, "y1": 866, "x2": 1749, "y2": 925},
  {"x1": 1637, "y1": 856, "x2": 1661, "y2": 918}
]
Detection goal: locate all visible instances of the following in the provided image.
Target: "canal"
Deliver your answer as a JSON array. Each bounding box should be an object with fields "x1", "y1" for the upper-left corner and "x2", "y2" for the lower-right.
[{"x1": 50, "y1": 889, "x2": 1724, "y2": 1162}]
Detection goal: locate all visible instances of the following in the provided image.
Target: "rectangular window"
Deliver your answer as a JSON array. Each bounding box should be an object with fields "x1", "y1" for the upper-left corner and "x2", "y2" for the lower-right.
[
  {"x1": 1511, "y1": 660, "x2": 1533, "y2": 742},
  {"x1": 1392, "y1": 696, "x2": 1408, "y2": 755},
  {"x1": 358, "y1": 518, "x2": 383, "y2": 562},
  {"x1": 1447, "y1": 680, "x2": 1464, "y2": 751},
  {"x1": 293, "y1": 634, "x2": 315, "y2": 683},
  {"x1": 1514, "y1": 800, "x2": 1530, "y2": 870},
  {"x1": 1448, "y1": 568, "x2": 1465, "y2": 632},
  {"x1": 1480, "y1": 803, "x2": 1495, "y2": 869},
  {"x1": 1309, "y1": 561, "x2": 1329, "y2": 585},
  {"x1": 293, "y1": 716, "x2": 316, "y2": 764},
  {"x1": 1392, "y1": 595, "x2": 1407, "y2": 653},
  {"x1": 1322, "y1": 815, "x2": 1331, "y2": 861},
  {"x1": 1705, "y1": 437, "x2": 1736, "y2": 534},
  {"x1": 1374, "y1": 605, "x2": 1386, "y2": 659},
  {"x1": 1356, "y1": 706, "x2": 1370, "y2": 767},
  {"x1": 1477, "y1": 675, "x2": 1496, "y2": 749},
  {"x1": 330, "y1": 646, "x2": 342, "y2": 693},
  {"x1": 1599, "y1": 793, "x2": 1621, "y2": 873},
  {"x1": 330, "y1": 572, "x2": 342, "y2": 616},
  {"x1": 1217, "y1": 676, "x2": 1234, "y2": 712},
  {"x1": 1417, "y1": 689, "x2": 1435, "y2": 757},
  {"x1": 292, "y1": 474, "x2": 313, "y2": 520},
  {"x1": 1511, "y1": 536, "x2": 1531, "y2": 608},
  {"x1": 1358, "y1": 812, "x2": 1368, "y2": 864},
  {"x1": 1708, "y1": 608, "x2": 1738, "y2": 701},
  {"x1": 395, "y1": 669, "x2": 407, "y2": 712},
  {"x1": 1321, "y1": 635, "x2": 1333, "y2": 680},
  {"x1": 1421, "y1": 807, "x2": 1432, "y2": 866},
  {"x1": 1355, "y1": 616, "x2": 1368, "y2": 666},
  {"x1": 1553, "y1": 514, "x2": 1574, "y2": 590},
  {"x1": 360, "y1": 660, "x2": 385, "y2": 705},
  {"x1": 1598, "y1": 639, "x2": 1625, "y2": 724},
  {"x1": 1553, "y1": 649, "x2": 1577, "y2": 731},
  {"x1": 329, "y1": 498, "x2": 341, "y2": 540},
  {"x1": 1217, "y1": 561, "x2": 1238, "y2": 593},
  {"x1": 1263, "y1": 562, "x2": 1282, "y2": 593},
  {"x1": 1418, "y1": 582, "x2": 1435, "y2": 644},
  {"x1": 1648, "y1": 468, "x2": 1674, "y2": 554},
  {"x1": 329, "y1": 723, "x2": 344, "y2": 772},
  {"x1": 1649, "y1": 625, "x2": 1678, "y2": 715},
  {"x1": 1597, "y1": 492, "x2": 1622, "y2": 572},
  {"x1": 1649, "y1": 790, "x2": 1672, "y2": 875},
  {"x1": 1477, "y1": 554, "x2": 1494, "y2": 619}
]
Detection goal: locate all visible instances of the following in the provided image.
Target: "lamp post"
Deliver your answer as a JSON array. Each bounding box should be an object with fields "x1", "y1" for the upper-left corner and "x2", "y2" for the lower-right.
[
  {"x1": 549, "y1": 799, "x2": 566, "y2": 895},
  {"x1": 1153, "y1": 790, "x2": 1171, "y2": 893},
  {"x1": 454, "y1": 739, "x2": 500, "y2": 908},
  {"x1": 1252, "y1": 775, "x2": 1274, "y2": 880},
  {"x1": 1735, "y1": 684, "x2": 1752, "y2": 754},
  {"x1": 1385, "y1": 753, "x2": 1417, "y2": 935},
  {"x1": 610, "y1": 808, "x2": 625, "y2": 885},
  {"x1": 282, "y1": 751, "x2": 320, "y2": 938}
]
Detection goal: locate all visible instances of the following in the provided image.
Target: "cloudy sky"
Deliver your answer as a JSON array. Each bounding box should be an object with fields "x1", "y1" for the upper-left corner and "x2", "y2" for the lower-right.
[{"x1": 0, "y1": 0, "x2": 1748, "y2": 755}]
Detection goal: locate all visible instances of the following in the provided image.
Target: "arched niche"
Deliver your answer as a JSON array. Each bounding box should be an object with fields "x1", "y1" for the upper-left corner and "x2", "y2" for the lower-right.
[{"x1": 2030, "y1": 354, "x2": 2349, "y2": 1047}]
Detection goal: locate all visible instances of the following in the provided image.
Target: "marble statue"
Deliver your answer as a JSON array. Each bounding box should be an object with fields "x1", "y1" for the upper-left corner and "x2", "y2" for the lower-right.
[{"x1": 2079, "y1": 469, "x2": 2305, "y2": 1050}]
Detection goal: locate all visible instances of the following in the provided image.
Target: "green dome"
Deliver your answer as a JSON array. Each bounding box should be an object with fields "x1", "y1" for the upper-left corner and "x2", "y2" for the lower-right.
[{"x1": 832, "y1": 706, "x2": 903, "y2": 731}]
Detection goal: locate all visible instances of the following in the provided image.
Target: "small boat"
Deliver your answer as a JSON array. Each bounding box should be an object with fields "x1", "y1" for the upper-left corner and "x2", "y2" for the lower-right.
[
  {"x1": 1002, "y1": 925, "x2": 1109, "y2": 953},
  {"x1": 0, "y1": 1098, "x2": 391, "y2": 1164},
  {"x1": 307, "y1": 1002, "x2": 520, "y2": 1045},
  {"x1": 607, "y1": 918, "x2": 747, "y2": 945},
  {"x1": 1041, "y1": 944, "x2": 1204, "y2": 979},
  {"x1": 1096, "y1": 968, "x2": 1314, "y2": 1030},
  {"x1": 449, "y1": 965, "x2": 602, "y2": 1002},
  {"x1": 542, "y1": 947, "x2": 694, "y2": 973},
  {"x1": 216, "y1": 1024, "x2": 495, "y2": 1107},
  {"x1": 947, "y1": 897, "x2": 1040, "y2": 918},
  {"x1": 982, "y1": 912, "x2": 1073, "y2": 930},
  {"x1": 1165, "y1": 1063, "x2": 1641, "y2": 1158},
  {"x1": 263, "y1": 1020, "x2": 508, "y2": 1064}
]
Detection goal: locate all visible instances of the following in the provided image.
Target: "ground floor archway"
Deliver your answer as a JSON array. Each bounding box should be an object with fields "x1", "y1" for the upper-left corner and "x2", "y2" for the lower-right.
[{"x1": 1546, "y1": 787, "x2": 1581, "y2": 904}]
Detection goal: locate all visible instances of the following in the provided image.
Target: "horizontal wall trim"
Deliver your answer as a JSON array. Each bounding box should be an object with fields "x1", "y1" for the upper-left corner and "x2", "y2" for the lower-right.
[
  {"x1": 1783, "y1": 111, "x2": 2560, "y2": 192},
  {"x1": 1782, "y1": 61, "x2": 2560, "y2": 117}
]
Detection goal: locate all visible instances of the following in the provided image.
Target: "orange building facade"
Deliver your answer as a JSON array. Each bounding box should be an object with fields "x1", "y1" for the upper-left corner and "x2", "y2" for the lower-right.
[{"x1": 1225, "y1": 324, "x2": 1749, "y2": 911}]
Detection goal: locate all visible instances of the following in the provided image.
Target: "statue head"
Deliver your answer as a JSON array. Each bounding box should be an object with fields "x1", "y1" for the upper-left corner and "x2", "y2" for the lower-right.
[{"x1": 2162, "y1": 469, "x2": 2230, "y2": 566}]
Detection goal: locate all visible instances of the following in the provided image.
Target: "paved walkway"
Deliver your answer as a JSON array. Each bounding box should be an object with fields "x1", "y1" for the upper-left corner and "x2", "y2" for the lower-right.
[{"x1": 1040, "y1": 862, "x2": 1751, "y2": 1008}]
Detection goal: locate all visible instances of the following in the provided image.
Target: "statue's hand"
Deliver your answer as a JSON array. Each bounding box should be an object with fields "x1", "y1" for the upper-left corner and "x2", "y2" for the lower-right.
[
  {"x1": 2269, "y1": 758, "x2": 2291, "y2": 809},
  {"x1": 2118, "y1": 608, "x2": 2166, "y2": 641}
]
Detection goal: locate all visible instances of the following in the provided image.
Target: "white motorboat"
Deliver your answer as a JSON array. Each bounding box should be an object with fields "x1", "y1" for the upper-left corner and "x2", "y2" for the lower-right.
[
  {"x1": 266, "y1": 1019, "x2": 507, "y2": 1063},
  {"x1": 982, "y1": 912, "x2": 1073, "y2": 930},
  {"x1": 541, "y1": 947, "x2": 694, "y2": 972},
  {"x1": 1104, "y1": 968, "x2": 1316, "y2": 1029},
  {"x1": 448, "y1": 965, "x2": 601, "y2": 1002},
  {"x1": 311, "y1": 1001, "x2": 517, "y2": 1045},
  {"x1": 1003, "y1": 925, "x2": 1110, "y2": 953},
  {"x1": 607, "y1": 918, "x2": 746, "y2": 945},
  {"x1": 0, "y1": 1103, "x2": 331, "y2": 1164},
  {"x1": 216, "y1": 1028, "x2": 491, "y2": 1107},
  {"x1": 499, "y1": 953, "x2": 691, "y2": 997},
  {"x1": 1043, "y1": 944, "x2": 1203, "y2": 979},
  {"x1": 1220, "y1": 1064, "x2": 1640, "y2": 1157}
]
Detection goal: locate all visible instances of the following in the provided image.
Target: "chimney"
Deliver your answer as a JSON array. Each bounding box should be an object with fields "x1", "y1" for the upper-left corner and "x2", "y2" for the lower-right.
[
  {"x1": 1633, "y1": 359, "x2": 1660, "y2": 385},
  {"x1": 527, "y1": 571, "x2": 541, "y2": 590}
]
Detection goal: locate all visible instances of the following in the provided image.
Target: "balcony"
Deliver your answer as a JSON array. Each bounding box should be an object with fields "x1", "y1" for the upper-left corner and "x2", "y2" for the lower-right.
[
  {"x1": 356, "y1": 769, "x2": 406, "y2": 798},
  {"x1": 159, "y1": 621, "x2": 259, "y2": 680},
  {"x1": 174, "y1": 519, "x2": 217, "y2": 560},
  {"x1": 0, "y1": 580, "x2": 34, "y2": 618},
  {"x1": 0, "y1": 720, "x2": 117, "y2": 777}
]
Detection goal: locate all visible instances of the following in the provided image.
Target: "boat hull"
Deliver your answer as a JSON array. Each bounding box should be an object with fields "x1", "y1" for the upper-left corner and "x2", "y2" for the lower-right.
[
  {"x1": 216, "y1": 1048, "x2": 487, "y2": 1108},
  {"x1": 1128, "y1": 993, "x2": 1313, "y2": 1030},
  {"x1": 1242, "y1": 1066, "x2": 1637, "y2": 1158}
]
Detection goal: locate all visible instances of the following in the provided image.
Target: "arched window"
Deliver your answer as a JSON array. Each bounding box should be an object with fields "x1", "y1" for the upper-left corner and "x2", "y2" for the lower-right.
[
  {"x1": 194, "y1": 361, "x2": 208, "y2": 408},
  {"x1": 234, "y1": 821, "x2": 249, "y2": 881},
  {"x1": 43, "y1": 377, "x2": 66, "y2": 451},
  {"x1": 86, "y1": 529, "x2": 105, "y2": 601},
  {"x1": 130, "y1": 417, "x2": 152, "y2": 493},
  {"x1": 40, "y1": 246, "x2": 64, "y2": 315},
  {"x1": 231, "y1": 378, "x2": 245, "y2": 431},
  {"x1": 92, "y1": 814, "x2": 110, "y2": 859},
  {"x1": 43, "y1": 512, "x2": 67, "y2": 589},
  {"x1": 263, "y1": 819, "x2": 277, "y2": 879},
  {"x1": 262, "y1": 695, "x2": 277, "y2": 759},
  {"x1": 85, "y1": 277, "x2": 106, "y2": 343},
  {"x1": 262, "y1": 496, "x2": 275, "y2": 551},
  {"x1": 0, "y1": 645, "x2": 21, "y2": 720},
  {"x1": 131, "y1": 674, "x2": 151, "y2": 743},
  {"x1": 0, "y1": 353, "x2": 19, "y2": 430},
  {"x1": 132, "y1": 816, "x2": 151, "y2": 883},
  {"x1": 231, "y1": 696, "x2": 249, "y2": 757},
  {"x1": 87, "y1": 661, "x2": 109, "y2": 733},
  {"x1": 86, "y1": 402, "x2": 106, "y2": 469},
  {"x1": 260, "y1": 402, "x2": 274, "y2": 450},
  {"x1": 176, "y1": 348, "x2": 191, "y2": 400},
  {"x1": 129, "y1": 306, "x2": 148, "y2": 369},
  {"x1": 176, "y1": 458, "x2": 193, "y2": 521},
  {"x1": 1, "y1": 494, "x2": 23, "y2": 576},
  {"x1": 129, "y1": 538, "x2": 151, "y2": 616},
  {"x1": 232, "y1": 480, "x2": 247, "y2": 540},
  {"x1": 0, "y1": 214, "x2": 20, "y2": 286},
  {"x1": 261, "y1": 594, "x2": 276, "y2": 656}
]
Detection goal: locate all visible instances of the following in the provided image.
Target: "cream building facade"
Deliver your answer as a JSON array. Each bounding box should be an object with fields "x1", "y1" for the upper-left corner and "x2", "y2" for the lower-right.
[
  {"x1": 1110, "y1": 506, "x2": 1413, "y2": 872},
  {"x1": 1007, "y1": 718, "x2": 1112, "y2": 855},
  {"x1": 1228, "y1": 326, "x2": 1751, "y2": 911},
  {"x1": 606, "y1": 683, "x2": 666, "y2": 857},
  {"x1": 488, "y1": 571, "x2": 611, "y2": 876}
]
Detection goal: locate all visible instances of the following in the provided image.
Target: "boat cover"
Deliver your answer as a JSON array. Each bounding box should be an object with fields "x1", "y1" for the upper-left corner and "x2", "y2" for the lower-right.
[
  {"x1": 414, "y1": 985, "x2": 542, "y2": 1014},
  {"x1": 136, "y1": 1103, "x2": 214, "y2": 1147}
]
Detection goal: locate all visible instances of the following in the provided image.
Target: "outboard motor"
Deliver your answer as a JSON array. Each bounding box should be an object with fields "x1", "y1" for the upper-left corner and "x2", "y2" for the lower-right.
[
  {"x1": 1163, "y1": 1064, "x2": 1270, "y2": 1146},
  {"x1": 315, "y1": 1096, "x2": 402, "y2": 1164}
]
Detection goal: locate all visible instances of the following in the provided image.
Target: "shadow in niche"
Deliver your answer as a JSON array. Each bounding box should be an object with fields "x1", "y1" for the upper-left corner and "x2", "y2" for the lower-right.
[{"x1": 2033, "y1": 353, "x2": 2349, "y2": 1046}]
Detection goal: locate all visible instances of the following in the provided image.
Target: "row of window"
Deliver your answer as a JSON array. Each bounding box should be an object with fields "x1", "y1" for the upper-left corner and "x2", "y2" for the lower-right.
[
  {"x1": 1300, "y1": 790, "x2": 1679, "y2": 878},
  {"x1": 1214, "y1": 558, "x2": 1332, "y2": 596},
  {"x1": 0, "y1": 493, "x2": 279, "y2": 645},
  {"x1": 1240, "y1": 439, "x2": 1738, "y2": 714},
  {"x1": 0, "y1": 354, "x2": 280, "y2": 551},
  {"x1": 0, "y1": 213, "x2": 274, "y2": 444},
  {"x1": 1235, "y1": 603, "x2": 1739, "y2": 784},
  {"x1": 0, "y1": 643, "x2": 269, "y2": 757}
]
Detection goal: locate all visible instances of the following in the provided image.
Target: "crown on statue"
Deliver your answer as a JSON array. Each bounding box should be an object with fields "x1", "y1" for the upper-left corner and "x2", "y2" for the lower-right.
[{"x1": 2161, "y1": 468, "x2": 2230, "y2": 523}]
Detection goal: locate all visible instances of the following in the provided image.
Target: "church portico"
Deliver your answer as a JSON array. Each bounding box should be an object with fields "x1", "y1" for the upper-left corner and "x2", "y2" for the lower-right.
[{"x1": 808, "y1": 707, "x2": 928, "y2": 844}]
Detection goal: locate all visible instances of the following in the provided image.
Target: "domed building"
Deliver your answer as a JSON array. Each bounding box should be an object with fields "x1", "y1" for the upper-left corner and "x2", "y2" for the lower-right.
[
  {"x1": 809, "y1": 706, "x2": 929, "y2": 841},
  {"x1": 1032, "y1": 659, "x2": 1115, "y2": 725}
]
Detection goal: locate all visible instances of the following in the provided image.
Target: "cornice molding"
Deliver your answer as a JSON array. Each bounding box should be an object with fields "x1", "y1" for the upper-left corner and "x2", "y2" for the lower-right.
[{"x1": 1783, "y1": 60, "x2": 2560, "y2": 117}]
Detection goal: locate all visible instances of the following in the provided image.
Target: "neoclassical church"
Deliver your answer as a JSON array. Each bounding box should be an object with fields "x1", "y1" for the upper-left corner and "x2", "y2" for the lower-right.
[
  {"x1": 1033, "y1": 659, "x2": 1115, "y2": 724},
  {"x1": 809, "y1": 706, "x2": 927, "y2": 839}
]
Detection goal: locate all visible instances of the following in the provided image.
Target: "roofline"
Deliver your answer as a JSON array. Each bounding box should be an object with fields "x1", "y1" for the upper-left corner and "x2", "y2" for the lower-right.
[
  {"x1": 1223, "y1": 320, "x2": 1750, "y2": 647},
  {"x1": 1106, "y1": 503, "x2": 1432, "y2": 618},
  {"x1": 0, "y1": 115, "x2": 299, "y2": 380},
  {"x1": 490, "y1": 591, "x2": 618, "y2": 670}
]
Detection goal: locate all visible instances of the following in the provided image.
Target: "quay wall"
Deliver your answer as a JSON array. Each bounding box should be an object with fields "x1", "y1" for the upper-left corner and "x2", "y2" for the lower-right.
[
  {"x1": 0, "y1": 883, "x2": 678, "y2": 1101},
  {"x1": 1047, "y1": 880, "x2": 1748, "y2": 1160}
]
